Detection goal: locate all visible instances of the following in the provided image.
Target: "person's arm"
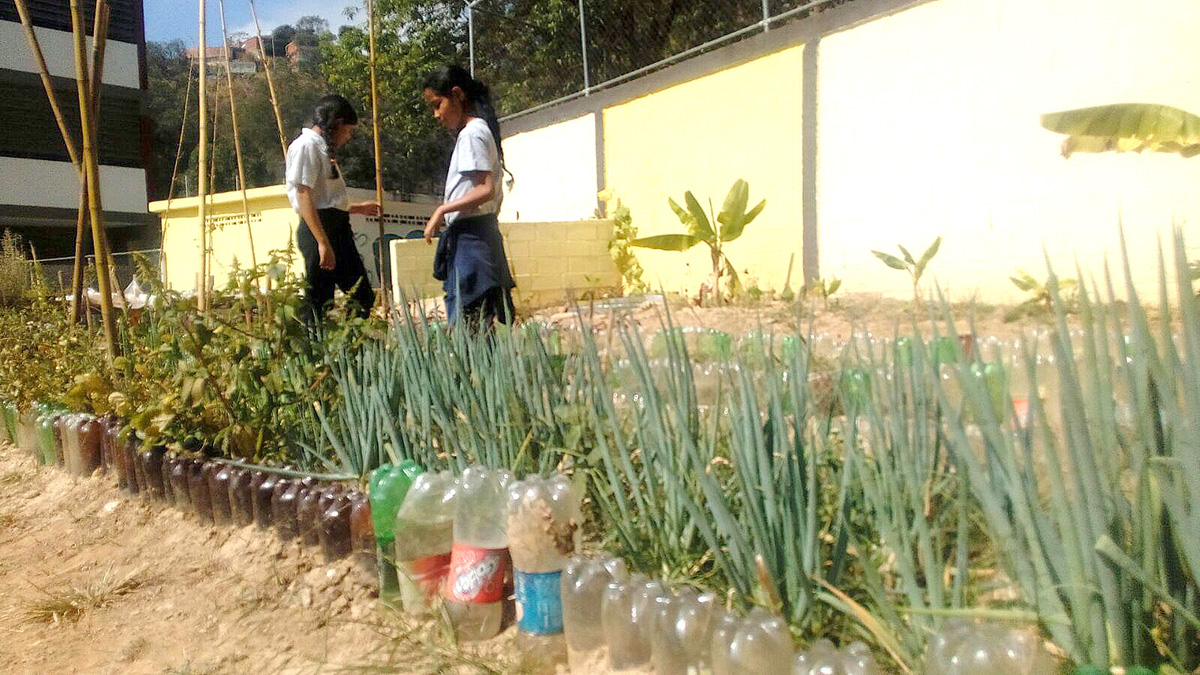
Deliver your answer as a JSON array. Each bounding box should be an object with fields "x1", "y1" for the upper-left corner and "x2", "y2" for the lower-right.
[
  {"x1": 423, "y1": 171, "x2": 495, "y2": 243},
  {"x1": 349, "y1": 201, "x2": 382, "y2": 216},
  {"x1": 296, "y1": 186, "x2": 335, "y2": 271}
]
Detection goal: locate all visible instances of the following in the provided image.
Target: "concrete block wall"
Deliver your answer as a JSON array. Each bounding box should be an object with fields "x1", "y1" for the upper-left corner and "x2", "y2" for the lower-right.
[{"x1": 390, "y1": 219, "x2": 621, "y2": 309}]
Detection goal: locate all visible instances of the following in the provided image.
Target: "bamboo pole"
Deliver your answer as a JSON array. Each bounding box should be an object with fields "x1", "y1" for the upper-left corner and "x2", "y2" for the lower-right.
[
  {"x1": 367, "y1": 0, "x2": 389, "y2": 310},
  {"x1": 71, "y1": 0, "x2": 112, "y2": 320},
  {"x1": 160, "y1": 59, "x2": 197, "y2": 290},
  {"x1": 88, "y1": 1, "x2": 120, "y2": 309},
  {"x1": 197, "y1": 0, "x2": 209, "y2": 311},
  {"x1": 248, "y1": 0, "x2": 288, "y2": 161},
  {"x1": 69, "y1": 0, "x2": 117, "y2": 357},
  {"x1": 216, "y1": 0, "x2": 258, "y2": 277}
]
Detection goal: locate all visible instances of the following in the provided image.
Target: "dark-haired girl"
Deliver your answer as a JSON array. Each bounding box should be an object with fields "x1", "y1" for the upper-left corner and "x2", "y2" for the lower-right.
[
  {"x1": 421, "y1": 65, "x2": 516, "y2": 328},
  {"x1": 286, "y1": 94, "x2": 379, "y2": 320}
]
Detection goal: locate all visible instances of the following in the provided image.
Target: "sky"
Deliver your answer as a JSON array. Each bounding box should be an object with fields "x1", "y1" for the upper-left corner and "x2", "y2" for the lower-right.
[{"x1": 143, "y1": 0, "x2": 363, "y2": 45}]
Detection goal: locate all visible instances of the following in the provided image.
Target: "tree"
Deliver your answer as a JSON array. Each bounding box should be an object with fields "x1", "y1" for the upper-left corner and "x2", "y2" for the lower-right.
[{"x1": 269, "y1": 25, "x2": 296, "y2": 56}]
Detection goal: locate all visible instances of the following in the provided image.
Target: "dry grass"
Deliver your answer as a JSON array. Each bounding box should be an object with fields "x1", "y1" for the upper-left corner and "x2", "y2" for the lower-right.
[{"x1": 24, "y1": 565, "x2": 147, "y2": 624}]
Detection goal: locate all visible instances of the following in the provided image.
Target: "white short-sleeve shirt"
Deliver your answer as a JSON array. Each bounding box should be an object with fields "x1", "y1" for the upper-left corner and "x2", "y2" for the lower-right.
[
  {"x1": 443, "y1": 117, "x2": 502, "y2": 226},
  {"x1": 286, "y1": 127, "x2": 349, "y2": 213}
]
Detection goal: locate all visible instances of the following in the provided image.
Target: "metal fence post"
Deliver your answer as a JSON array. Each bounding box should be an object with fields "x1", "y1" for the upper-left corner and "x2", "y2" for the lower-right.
[
  {"x1": 762, "y1": 0, "x2": 770, "y2": 31},
  {"x1": 578, "y1": 0, "x2": 590, "y2": 94},
  {"x1": 468, "y1": 4, "x2": 475, "y2": 76}
]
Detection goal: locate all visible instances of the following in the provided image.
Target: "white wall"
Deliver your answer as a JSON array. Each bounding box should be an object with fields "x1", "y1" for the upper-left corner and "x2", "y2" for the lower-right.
[
  {"x1": 817, "y1": 0, "x2": 1200, "y2": 302},
  {"x1": 0, "y1": 21, "x2": 141, "y2": 90},
  {"x1": 499, "y1": 113, "x2": 599, "y2": 222},
  {"x1": 0, "y1": 156, "x2": 147, "y2": 213}
]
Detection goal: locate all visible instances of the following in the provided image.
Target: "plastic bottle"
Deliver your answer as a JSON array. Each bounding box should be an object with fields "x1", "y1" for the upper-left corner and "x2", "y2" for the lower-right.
[
  {"x1": 792, "y1": 639, "x2": 879, "y2": 675},
  {"x1": 77, "y1": 416, "x2": 102, "y2": 476},
  {"x1": 37, "y1": 410, "x2": 62, "y2": 467},
  {"x1": 298, "y1": 485, "x2": 326, "y2": 545},
  {"x1": 349, "y1": 491, "x2": 375, "y2": 574},
  {"x1": 713, "y1": 608, "x2": 792, "y2": 675},
  {"x1": 253, "y1": 473, "x2": 278, "y2": 529},
  {"x1": 190, "y1": 461, "x2": 214, "y2": 524},
  {"x1": 443, "y1": 466, "x2": 513, "y2": 642},
  {"x1": 602, "y1": 574, "x2": 665, "y2": 670},
  {"x1": 506, "y1": 474, "x2": 581, "y2": 668},
  {"x1": 209, "y1": 465, "x2": 233, "y2": 525},
  {"x1": 562, "y1": 555, "x2": 628, "y2": 673},
  {"x1": 370, "y1": 461, "x2": 425, "y2": 595},
  {"x1": 228, "y1": 468, "x2": 254, "y2": 526},
  {"x1": 169, "y1": 454, "x2": 191, "y2": 509},
  {"x1": 272, "y1": 478, "x2": 300, "y2": 540},
  {"x1": 651, "y1": 588, "x2": 718, "y2": 675},
  {"x1": 394, "y1": 471, "x2": 458, "y2": 614},
  {"x1": 319, "y1": 492, "x2": 354, "y2": 562},
  {"x1": 924, "y1": 621, "x2": 1053, "y2": 675},
  {"x1": 141, "y1": 446, "x2": 165, "y2": 500}
]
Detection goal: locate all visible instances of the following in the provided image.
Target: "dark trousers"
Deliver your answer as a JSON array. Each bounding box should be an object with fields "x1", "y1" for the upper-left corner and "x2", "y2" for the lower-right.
[
  {"x1": 460, "y1": 285, "x2": 515, "y2": 334},
  {"x1": 296, "y1": 208, "x2": 375, "y2": 321}
]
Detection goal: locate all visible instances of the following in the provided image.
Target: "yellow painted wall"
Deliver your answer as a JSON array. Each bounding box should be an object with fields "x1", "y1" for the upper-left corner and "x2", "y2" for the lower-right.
[
  {"x1": 391, "y1": 220, "x2": 621, "y2": 309},
  {"x1": 602, "y1": 46, "x2": 805, "y2": 295},
  {"x1": 817, "y1": 0, "x2": 1200, "y2": 302},
  {"x1": 150, "y1": 185, "x2": 436, "y2": 293},
  {"x1": 499, "y1": 114, "x2": 599, "y2": 222}
]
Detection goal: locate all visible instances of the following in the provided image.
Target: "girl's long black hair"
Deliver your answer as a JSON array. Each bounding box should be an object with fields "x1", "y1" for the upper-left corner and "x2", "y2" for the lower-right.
[
  {"x1": 310, "y1": 94, "x2": 358, "y2": 160},
  {"x1": 423, "y1": 65, "x2": 506, "y2": 169}
]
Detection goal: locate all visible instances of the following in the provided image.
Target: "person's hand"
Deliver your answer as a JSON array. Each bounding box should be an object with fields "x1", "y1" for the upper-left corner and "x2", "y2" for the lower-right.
[
  {"x1": 424, "y1": 209, "x2": 445, "y2": 244},
  {"x1": 351, "y1": 201, "x2": 381, "y2": 217},
  {"x1": 318, "y1": 241, "x2": 336, "y2": 270}
]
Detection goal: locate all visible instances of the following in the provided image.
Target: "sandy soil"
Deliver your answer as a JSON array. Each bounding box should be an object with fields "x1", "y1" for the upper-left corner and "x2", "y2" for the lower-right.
[{"x1": 0, "y1": 444, "x2": 526, "y2": 675}]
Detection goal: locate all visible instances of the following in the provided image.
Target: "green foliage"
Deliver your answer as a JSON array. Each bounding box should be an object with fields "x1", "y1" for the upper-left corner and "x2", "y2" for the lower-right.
[
  {"x1": 1005, "y1": 268, "x2": 1078, "y2": 321},
  {"x1": 802, "y1": 276, "x2": 842, "y2": 309},
  {"x1": 1041, "y1": 103, "x2": 1200, "y2": 159},
  {"x1": 871, "y1": 236, "x2": 941, "y2": 310},
  {"x1": 607, "y1": 201, "x2": 649, "y2": 295},
  {"x1": 631, "y1": 179, "x2": 766, "y2": 305},
  {"x1": 0, "y1": 230, "x2": 31, "y2": 308}
]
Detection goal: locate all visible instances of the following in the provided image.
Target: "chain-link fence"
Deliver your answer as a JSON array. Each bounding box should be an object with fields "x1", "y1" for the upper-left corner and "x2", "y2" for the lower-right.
[
  {"x1": 31, "y1": 250, "x2": 161, "y2": 296},
  {"x1": 468, "y1": 0, "x2": 853, "y2": 118}
]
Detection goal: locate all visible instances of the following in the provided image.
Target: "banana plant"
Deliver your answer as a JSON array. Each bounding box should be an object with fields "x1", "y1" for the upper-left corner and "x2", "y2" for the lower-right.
[
  {"x1": 630, "y1": 179, "x2": 766, "y2": 305},
  {"x1": 1041, "y1": 103, "x2": 1200, "y2": 158},
  {"x1": 871, "y1": 237, "x2": 941, "y2": 311}
]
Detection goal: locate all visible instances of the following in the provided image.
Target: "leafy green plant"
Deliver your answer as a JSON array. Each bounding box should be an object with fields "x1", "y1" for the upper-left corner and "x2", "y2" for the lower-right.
[
  {"x1": 1041, "y1": 103, "x2": 1200, "y2": 158},
  {"x1": 803, "y1": 276, "x2": 842, "y2": 309},
  {"x1": 0, "y1": 229, "x2": 31, "y2": 308},
  {"x1": 607, "y1": 200, "x2": 649, "y2": 295},
  {"x1": 1004, "y1": 268, "x2": 1078, "y2": 321},
  {"x1": 871, "y1": 237, "x2": 941, "y2": 311},
  {"x1": 630, "y1": 179, "x2": 766, "y2": 305}
]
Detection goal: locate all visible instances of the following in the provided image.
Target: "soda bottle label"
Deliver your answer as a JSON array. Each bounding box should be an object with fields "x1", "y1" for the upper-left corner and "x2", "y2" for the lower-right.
[
  {"x1": 1012, "y1": 397, "x2": 1030, "y2": 427},
  {"x1": 446, "y1": 544, "x2": 508, "y2": 604},
  {"x1": 399, "y1": 552, "x2": 452, "y2": 598},
  {"x1": 514, "y1": 570, "x2": 563, "y2": 635}
]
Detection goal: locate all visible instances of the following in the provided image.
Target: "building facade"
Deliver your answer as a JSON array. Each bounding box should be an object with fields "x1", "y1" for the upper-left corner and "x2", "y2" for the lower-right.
[{"x1": 0, "y1": 0, "x2": 153, "y2": 259}]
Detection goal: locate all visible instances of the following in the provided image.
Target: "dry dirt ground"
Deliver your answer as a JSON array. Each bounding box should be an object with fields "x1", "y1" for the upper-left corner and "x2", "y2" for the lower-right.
[{"x1": 0, "y1": 444, "x2": 528, "y2": 675}]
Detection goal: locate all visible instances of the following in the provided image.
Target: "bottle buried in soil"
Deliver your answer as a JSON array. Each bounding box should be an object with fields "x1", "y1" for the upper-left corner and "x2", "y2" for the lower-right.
[
  {"x1": 77, "y1": 416, "x2": 102, "y2": 476},
  {"x1": 562, "y1": 555, "x2": 628, "y2": 673},
  {"x1": 140, "y1": 446, "x2": 165, "y2": 500},
  {"x1": 319, "y1": 492, "x2": 354, "y2": 562},
  {"x1": 711, "y1": 607, "x2": 792, "y2": 675},
  {"x1": 228, "y1": 468, "x2": 254, "y2": 526},
  {"x1": 189, "y1": 461, "x2": 214, "y2": 524},
  {"x1": 298, "y1": 485, "x2": 326, "y2": 546},
  {"x1": 17, "y1": 409, "x2": 39, "y2": 458},
  {"x1": 348, "y1": 491, "x2": 374, "y2": 575},
  {"x1": 602, "y1": 574, "x2": 665, "y2": 670},
  {"x1": 651, "y1": 588, "x2": 718, "y2": 675},
  {"x1": 506, "y1": 474, "x2": 580, "y2": 668},
  {"x1": 793, "y1": 638, "x2": 880, "y2": 675},
  {"x1": 253, "y1": 473, "x2": 278, "y2": 529},
  {"x1": 444, "y1": 466, "x2": 512, "y2": 642},
  {"x1": 168, "y1": 454, "x2": 191, "y2": 509},
  {"x1": 209, "y1": 464, "x2": 234, "y2": 526},
  {"x1": 272, "y1": 479, "x2": 301, "y2": 540},
  {"x1": 394, "y1": 471, "x2": 458, "y2": 614},
  {"x1": 370, "y1": 461, "x2": 424, "y2": 596},
  {"x1": 37, "y1": 411, "x2": 62, "y2": 467},
  {"x1": 924, "y1": 620, "x2": 1053, "y2": 675}
]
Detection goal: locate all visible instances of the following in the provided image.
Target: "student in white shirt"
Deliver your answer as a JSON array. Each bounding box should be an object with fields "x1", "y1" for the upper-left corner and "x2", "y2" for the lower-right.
[
  {"x1": 421, "y1": 65, "x2": 515, "y2": 329},
  {"x1": 285, "y1": 94, "x2": 380, "y2": 320}
]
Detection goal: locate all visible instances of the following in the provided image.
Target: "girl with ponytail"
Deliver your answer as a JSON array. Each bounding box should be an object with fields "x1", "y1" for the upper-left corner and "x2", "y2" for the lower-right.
[{"x1": 421, "y1": 65, "x2": 516, "y2": 329}]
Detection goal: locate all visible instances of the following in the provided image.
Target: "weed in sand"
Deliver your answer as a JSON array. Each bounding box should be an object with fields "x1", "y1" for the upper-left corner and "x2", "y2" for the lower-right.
[{"x1": 25, "y1": 566, "x2": 145, "y2": 623}]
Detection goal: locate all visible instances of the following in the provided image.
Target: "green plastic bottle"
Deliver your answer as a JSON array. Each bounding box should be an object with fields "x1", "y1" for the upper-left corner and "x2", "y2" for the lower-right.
[
  {"x1": 36, "y1": 407, "x2": 64, "y2": 467},
  {"x1": 370, "y1": 460, "x2": 425, "y2": 596},
  {"x1": 895, "y1": 336, "x2": 917, "y2": 368},
  {"x1": 696, "y1": 330, "x2": 733, "y2": 362},
  {"x1": 930, "y1": 336, "x2": 958, "y2": 365},
  {"x1": 968, "y1": 362, "x2": 1008, "y2": 420},
  {"x1": 838, "y1": 368, "x2": 871, "y2": 412}
]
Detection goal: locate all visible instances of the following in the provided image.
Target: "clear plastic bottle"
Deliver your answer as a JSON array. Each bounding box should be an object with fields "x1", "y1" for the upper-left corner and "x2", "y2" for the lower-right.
[
  {"x1": 793, "y1": 639, "x2": 879, "y2": 675},
  {"x1": 443, "y1": 466, "x2": 513, "y2": 642},
  {"x1": 602, "y1": 574, "x2": 665, "y2": 670},
  {"x1": 714, "y1": 608, "x2": 792, "y2": 675},
  {"x1": 925, "y1": 621, "x2": 1053, "y2": 675},
  {"x1": 562, "y1": 555, "x2": 628, "y2": 673},
  {"x1": 651, "y1": 587, "x2": 718, "y2": 675},
  {"x1": 394, "y1": 471, "x2": 458, "y2": 614},
  {"x1": 506, "y1": 474, "x2": 581, "y2": 669}
]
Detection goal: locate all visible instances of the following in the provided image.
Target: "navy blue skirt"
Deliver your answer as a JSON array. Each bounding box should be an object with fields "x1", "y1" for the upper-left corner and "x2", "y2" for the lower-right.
[{"x1": 433, "y1": 213, "x2": 515, "y2": 322}]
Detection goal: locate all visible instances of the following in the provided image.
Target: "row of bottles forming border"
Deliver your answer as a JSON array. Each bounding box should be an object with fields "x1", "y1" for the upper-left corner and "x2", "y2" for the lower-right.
[{"x1": 1, "y1": 404, "x2": 1053, "y2": 674}]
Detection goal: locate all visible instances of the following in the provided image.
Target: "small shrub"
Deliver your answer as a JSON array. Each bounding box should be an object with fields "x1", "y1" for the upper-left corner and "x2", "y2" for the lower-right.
[{"x1": 0, "y1": 229, "x2": 31, "y2": 308}]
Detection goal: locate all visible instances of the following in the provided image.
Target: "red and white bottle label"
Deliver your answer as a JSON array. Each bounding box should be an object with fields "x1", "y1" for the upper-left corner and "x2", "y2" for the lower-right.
[
  {"x1": 445, "y1": 544, "x2": 509, "y2": 604},
  {"x1": 400, "y1": 552, "x2": 452, "y2": 598}
]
